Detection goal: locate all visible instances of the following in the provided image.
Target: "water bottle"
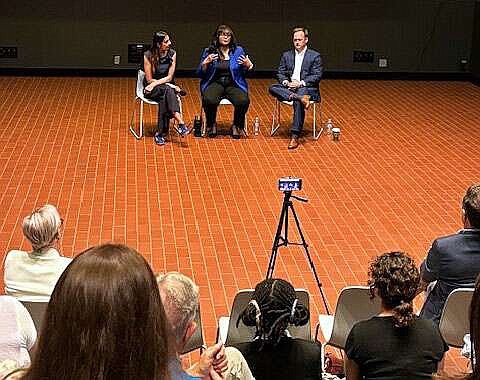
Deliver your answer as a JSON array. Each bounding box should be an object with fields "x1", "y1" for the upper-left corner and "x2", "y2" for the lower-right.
[
  {"x1": 254, "y1": 117, "x2": 260, "y2": 135},
  {"x1": 326, "y1": 118, "x2": 333, "y2": 135}
]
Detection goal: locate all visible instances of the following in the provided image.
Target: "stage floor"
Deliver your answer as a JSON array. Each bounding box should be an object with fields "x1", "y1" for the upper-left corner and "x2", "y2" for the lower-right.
[{"x1": 0, "y1": 76, "x2": 479, "y2": 372}]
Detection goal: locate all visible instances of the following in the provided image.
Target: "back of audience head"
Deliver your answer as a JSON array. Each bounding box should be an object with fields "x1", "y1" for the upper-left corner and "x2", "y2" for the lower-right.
[
  {"x1": 463, "y1": 183, "x2": 480, "y2": 229},
  {"x1": 22, "y1": 204, "x2": 62, "y2": 252},
  {"x1": 238, "y1": 278, "x2": 309, "y2": 345},
  {"x1": 368, "y1": 251, "x2": 419, "y2": 328},
  {"x1": 156, "y1": 272, "x2": 199, "y2": 351},
  {"x1": 23, "y1": 243, "x2": 171, "y2": 380}
]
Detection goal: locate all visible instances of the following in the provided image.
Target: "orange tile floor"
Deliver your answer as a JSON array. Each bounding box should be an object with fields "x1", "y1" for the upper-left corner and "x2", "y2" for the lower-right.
[{"x1": 0, "y1": 76, "x2": 479, "y2": 374}]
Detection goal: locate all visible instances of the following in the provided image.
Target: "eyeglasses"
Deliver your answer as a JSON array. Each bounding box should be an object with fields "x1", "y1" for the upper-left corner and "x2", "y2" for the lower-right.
[{"x1": 219, "y1": 32, "x2": 232, "y2": 37}]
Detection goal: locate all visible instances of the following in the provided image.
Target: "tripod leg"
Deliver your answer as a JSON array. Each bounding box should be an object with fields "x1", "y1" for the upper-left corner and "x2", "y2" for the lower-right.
[
  {"x1": 266, "y1": 192, "x2": 291, "y2": 279},
  {"x1": 289, "y1": 203, "x2": 331, "y2": 315}
]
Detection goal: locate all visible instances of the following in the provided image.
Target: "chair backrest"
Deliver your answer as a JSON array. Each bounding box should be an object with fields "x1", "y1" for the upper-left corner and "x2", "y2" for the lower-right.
[
  {"x1": 225, "y1": 288, "x2": 311, "y2": 346},
  {"x1": 20, "y1": 301, "x2": 49, "y2": 332},
  {"x1": 439, "y1": 288, "x2": 474, "y2": 348},
  {"x1": 136, "y1": 70, "x2": 146, "y2": 98},
  {"x1": 328, "y1": 286, "x2": 382, "y2": 349},
  {"x1": 181, "y1": 305, "x2": 205, "y2": 354}
]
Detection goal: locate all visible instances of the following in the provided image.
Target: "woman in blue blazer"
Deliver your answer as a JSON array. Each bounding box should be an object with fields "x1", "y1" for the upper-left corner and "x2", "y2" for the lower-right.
[{"x1": 198, "y1": 25, "x2": 253, "y2": 138}]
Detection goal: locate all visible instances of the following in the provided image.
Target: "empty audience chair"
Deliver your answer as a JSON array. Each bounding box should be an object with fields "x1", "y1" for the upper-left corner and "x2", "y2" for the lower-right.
[
  {"x1": 439, "y1": 287, "x2": 474, "y2": 348},
  {"x1": 271, "y1": 98, "x2": 323, "y2": 140},
  {"x1": 129, "y1": 70, "x2": 182, "y2": 139},
  {"x1": 20, "y1": 301, "x2": 48, "y2": 332},
  {"x1": 315, "y1": 286, "x2": 382, "y2": 369},
  {"x1": 217, "y1": 288, "x2": 311, "y2": 345}
]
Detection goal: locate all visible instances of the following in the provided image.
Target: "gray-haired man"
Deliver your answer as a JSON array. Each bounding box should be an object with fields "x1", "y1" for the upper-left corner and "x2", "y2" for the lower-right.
[{"x1": 157, "y1": 272, "x2": 254, "y2": 380}]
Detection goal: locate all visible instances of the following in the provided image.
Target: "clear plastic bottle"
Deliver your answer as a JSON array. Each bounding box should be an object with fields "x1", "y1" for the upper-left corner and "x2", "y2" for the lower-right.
[
  {"x1": 254, "y1": 117, "x2": 260, "y2": 135},
  {"x1": 326, "y1": 118, "x2": 333, "y2": 135}
]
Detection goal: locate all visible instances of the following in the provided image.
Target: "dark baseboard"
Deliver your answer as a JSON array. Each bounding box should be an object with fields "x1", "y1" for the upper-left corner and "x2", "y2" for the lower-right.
[{"x1": 0, "y1": 67, "x2": 474, "y2": 82}]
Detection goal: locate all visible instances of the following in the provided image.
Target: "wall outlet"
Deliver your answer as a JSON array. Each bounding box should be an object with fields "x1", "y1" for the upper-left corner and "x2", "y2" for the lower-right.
[
  {"x1": 353, "y1": 50, "x2": 374, "y2": 63},
  {"x1": 379, "y1": 58, "x2": 388, "y2": 68},
  {"x1": 0, "y1": 46, "x2": 18, "y2": 58},
  {"x1": 113, "y1": 55, "x2": 121, "y2": 65}
]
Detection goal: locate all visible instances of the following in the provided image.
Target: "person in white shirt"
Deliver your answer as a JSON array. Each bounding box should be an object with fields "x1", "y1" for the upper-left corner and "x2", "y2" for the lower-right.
[
  {"x1": 0, "y1": 295, "x2": 37, "y2": 368},
  {"x1": 269, "y1": 27, "x2": 324, "y2": 149},
  {"x1": 3, "y1": 204, "x2": 71, "y2": 302}
]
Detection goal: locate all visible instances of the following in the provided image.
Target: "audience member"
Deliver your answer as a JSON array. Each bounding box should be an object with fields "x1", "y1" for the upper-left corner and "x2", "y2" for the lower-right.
[
  {"x1": 0, "y1": 360, "x2": 27, "y2": 380},
  {"x1": 419, "y1": 183, "x2": 480, "y2": 324},
  {"x1": 198, "y1": 24, "x2": 253, "y2": 139},
  {"x1": 4, "y1": 204, "x2": 71, "y2": 301},
  {"x1": 157, "y1": 272, "x2": 253, "y2": 380},
  {"x1": 143, "y1": 30, "x2": 190, "y2": 146},
  {"x1": 0, "y1": 296, "x2": 36, "y2": 368},
  {"x1": 233, "y1": 278, "x2": 321, "y2": 380},
  {"x1": 269, "y1": 27, "x2": 323, "y2": 149},
  {"x1": 345, "y1": 251, "x2": 448, "y2": 380},
  {"x1": 21, "y1": 243, "x2": 172, "y2": 380}
]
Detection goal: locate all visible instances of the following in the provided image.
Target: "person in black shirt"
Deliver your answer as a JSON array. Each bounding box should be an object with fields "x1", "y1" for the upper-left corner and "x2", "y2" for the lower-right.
[
  {"x1": 143, "y1": 31, "x2": 190, "y2": 146},
  {"x1": 198, "y1": 25, "x2": 253, "y2": 139},
  {"x1": 345, "y1": 251, "x2": 448, "y2": 380},
  {"x1": 232, "y1": 278, "x2": 321, "y2": 380}
]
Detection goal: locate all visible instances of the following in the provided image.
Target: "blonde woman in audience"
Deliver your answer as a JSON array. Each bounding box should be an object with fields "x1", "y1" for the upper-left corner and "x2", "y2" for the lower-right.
[
  {"x1": 21, "y1": 243, "x2": 173, "y2": 380},
  {"x1": 3, "y1": 204, "x2": 71, "y2": 301},
  {"x1": 344, "y1": 251, "x2": 448, "y2": 380}
]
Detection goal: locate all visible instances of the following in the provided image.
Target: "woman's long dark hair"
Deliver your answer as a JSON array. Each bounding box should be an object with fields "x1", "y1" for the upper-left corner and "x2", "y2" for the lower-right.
[
  {"x1": 150, "y1": 30, "x2": 169, "y2": 68},
  {"x1": 368, "y1": 251, "x2": 419, "y2": 328},
  {"x1": 238, "y1": 278, "x2": 309, "y2": 347},
  {"x1": 22, "y1": 243, "x2": 172, "y2": 380},
  {"x1": 208, "y1": 24, "x2": 236, "y2": 59}
]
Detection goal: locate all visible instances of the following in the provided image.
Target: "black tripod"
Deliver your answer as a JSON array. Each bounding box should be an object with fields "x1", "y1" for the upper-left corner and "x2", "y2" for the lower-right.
[{"x1": 266, "y1": 190, "x2": 330, "y2": 315}]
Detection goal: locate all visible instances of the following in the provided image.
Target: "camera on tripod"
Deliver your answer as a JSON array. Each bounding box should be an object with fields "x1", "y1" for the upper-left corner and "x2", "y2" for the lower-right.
[{"x1": 278, "y1": 177, "x2": 302, "y2": 192}]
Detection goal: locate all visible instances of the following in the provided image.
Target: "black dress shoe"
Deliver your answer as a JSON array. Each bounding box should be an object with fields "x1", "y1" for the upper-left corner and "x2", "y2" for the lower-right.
[
  {"x1": 231, "y1": 125, "x2": 240, "y2": 139},
  {"x1": 208, "y1": 124, "x2": 217, "y2": 138}
]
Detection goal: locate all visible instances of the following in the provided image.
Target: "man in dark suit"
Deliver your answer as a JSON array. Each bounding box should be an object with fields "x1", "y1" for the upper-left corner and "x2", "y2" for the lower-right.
[
  {"x1": 419, "y1": 183, "x2": 480, "y2": 324},
  {"x1": 269, "y1": 27, "x2": 323, "y2": 149}
]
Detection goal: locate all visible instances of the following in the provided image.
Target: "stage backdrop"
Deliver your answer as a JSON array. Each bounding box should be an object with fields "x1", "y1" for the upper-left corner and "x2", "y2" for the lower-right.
[{"x1": 0, "y1": 0, "x2": 476, "y2": 73}]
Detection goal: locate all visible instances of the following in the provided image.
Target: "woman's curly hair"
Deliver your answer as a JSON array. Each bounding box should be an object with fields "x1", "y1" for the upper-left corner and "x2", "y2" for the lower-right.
[{"x1": 368, "y1": 251, "x2": 419, "y2": 328}]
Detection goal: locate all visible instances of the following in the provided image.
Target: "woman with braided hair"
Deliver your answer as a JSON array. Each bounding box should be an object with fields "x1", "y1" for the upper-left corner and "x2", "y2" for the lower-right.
[
  {"x1": 345, "y1": 251, "x2": 448, "y2": 380},
  {"x1": 232, "y1": 278, "x2": 321, "y2": 380}
]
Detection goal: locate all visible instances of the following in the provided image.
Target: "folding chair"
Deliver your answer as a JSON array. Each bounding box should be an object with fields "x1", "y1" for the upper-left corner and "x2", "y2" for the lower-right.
[
  {"x1": 181, "y1": 305, "x2": 206, "y2": 354},
  {"x1": 20, "y1": 301, "x2": 49, "y2": 332},
  {"x1": 201, "y1": 98, "x2": 249, "y2": 137},
  {"x1": 271, "y1": 98, "x2": 323, "y2": 140},
  {"x1": 315, "y1": 286, "x2": 382, "y2": 370},
  {"x1": 439, "y1": 288, "x2": 474, "y2": 348},
  {"x1": 129, "y1": 70, "x2": 182, "y2": 139},
  {"x1": 217, "y1": 288, "x2": 311, "y2": 346}
]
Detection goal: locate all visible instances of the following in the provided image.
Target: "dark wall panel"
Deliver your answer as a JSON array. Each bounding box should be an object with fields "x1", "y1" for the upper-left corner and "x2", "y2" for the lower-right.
[
  {"x1": 471, "y1": 1, "x2": 480, "y2": 79},
  {"x1": 0, "y1": 0, "x2": 475, "y2": 72}
]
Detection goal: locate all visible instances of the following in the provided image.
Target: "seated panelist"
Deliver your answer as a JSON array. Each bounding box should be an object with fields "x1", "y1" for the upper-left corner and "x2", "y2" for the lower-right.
[
  {"x1": 198, "y1": 24, "x2": 253, "y2": 139},
  {"x1": 143, "y1": 31, "x2": 190, "y2": 146},
  {"x1": 269, "y1": 27, "x2": 323, "y2": 150}
]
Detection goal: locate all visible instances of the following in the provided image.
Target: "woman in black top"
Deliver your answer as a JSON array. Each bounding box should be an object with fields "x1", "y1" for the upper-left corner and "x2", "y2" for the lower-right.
[
  {"x1": 232, "y1": 278, "x2": 321, "y2": 380},
  {"x1": 345, "y1": 251, "x2": 448, "y2": 380},
  {"x1": 144, "y1": 31, "x2": 189, "y2": 146},
  {"x1": 198, "y1": 25, "x2": 253, "y2": 139}
]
